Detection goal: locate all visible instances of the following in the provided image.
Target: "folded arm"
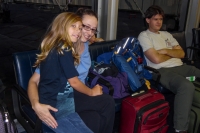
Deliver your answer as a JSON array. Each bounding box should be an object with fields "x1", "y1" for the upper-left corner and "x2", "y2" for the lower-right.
[
  {"x1": 157, "y1": 45, "x2": 185, "y2": 58},
  {"x1": 145, "y1": 45, "x2": 185, "y2": 64},
  {"x1": 144, "y1": 48, "x2": 171, "y2": 64}
]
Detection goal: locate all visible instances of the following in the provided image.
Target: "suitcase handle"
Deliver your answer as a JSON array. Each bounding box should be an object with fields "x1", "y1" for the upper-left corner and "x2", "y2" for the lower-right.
[{"x1": 137, "y1": 93, "x2": 153, "y2": 101}]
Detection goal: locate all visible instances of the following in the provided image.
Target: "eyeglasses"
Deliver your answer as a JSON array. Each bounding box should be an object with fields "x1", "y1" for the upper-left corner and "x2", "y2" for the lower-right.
[{"x1": 82, "y1": 24, "x2": 98, "y2": 34}]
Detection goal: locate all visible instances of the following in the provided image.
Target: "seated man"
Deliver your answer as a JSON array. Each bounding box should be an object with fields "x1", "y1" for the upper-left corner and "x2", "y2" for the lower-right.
[{"x1": 138, "y1": 5, "x2": 200, "y2": 133}]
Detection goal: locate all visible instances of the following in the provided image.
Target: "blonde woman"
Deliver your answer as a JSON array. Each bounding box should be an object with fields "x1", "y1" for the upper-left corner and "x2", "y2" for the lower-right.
[{"x1": 32, "y1": 12, "x2": 102, "y2": 133}]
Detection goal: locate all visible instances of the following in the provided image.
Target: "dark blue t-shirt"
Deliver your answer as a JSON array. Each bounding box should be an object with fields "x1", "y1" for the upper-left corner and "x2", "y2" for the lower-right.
[{"x1": 38, "y1": 47, "x2": 79, "y2": 119}]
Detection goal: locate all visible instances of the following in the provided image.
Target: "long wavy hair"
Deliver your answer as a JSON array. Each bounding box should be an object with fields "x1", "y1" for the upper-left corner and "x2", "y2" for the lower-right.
[{"x1": 34, "y1": 12, "x2": 82, "y2": 67}]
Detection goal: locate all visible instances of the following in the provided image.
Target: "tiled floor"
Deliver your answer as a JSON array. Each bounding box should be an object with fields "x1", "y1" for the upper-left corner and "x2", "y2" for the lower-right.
[
  {"x1": 14, "y1": 119, "x2": 26, "y2": 133},
  {"x1": 0, "y1": 3, "x2": 60, "y2": 86}
]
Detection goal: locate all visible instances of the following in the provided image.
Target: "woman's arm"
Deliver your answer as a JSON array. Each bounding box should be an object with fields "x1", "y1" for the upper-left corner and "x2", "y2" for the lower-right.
[
  {"x1": 27, "y1": 72, "x2": 40, "y2": 106},
  {"x1": 68, "y1": 76, "x2": 103, "y2": 96},
  {"x1": 27, "y1": 72, "x2": 58, "y2": 128}
]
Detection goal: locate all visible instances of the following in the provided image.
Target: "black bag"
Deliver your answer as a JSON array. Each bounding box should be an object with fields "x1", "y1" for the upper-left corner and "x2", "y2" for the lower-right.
[
  {"x1": 188, "y1": 78, "x2": 200, "y2": 133},
  {"x1": 189, "y1": 106, "x2": 200, "y2": 133},
  {"x1": 92, "y1": 63, "x2": 119, "y2": 77},
  {"x1": 89, "y1": 62, "x2": 130, "y2": 99},
  {"x1": 0, "y1": 101, "x2": 18, "y2": 133}
]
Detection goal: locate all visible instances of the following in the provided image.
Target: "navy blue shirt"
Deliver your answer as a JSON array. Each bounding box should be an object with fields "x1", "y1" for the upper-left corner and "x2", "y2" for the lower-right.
[{"x1": 38, "y1": 47, "x2": 79, "y2": 119}]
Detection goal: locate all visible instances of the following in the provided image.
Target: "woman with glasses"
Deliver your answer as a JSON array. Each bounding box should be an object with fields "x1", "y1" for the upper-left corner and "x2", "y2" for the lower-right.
[
  {"x1": 74, "y1": 8, "x2": 115, "y2": 133},
  {"x1": 28, "y1": 8, "x2": 115, "y2": 133}
]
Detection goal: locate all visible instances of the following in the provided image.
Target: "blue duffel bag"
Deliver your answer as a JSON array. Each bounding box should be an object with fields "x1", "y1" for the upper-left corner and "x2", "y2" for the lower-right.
[{"x1": 112, "y1": 37, "x2": 152, "y2": 91}]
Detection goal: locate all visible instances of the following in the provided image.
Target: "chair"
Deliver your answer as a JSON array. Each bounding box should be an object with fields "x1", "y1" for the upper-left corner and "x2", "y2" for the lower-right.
[
  {"x1": 89, "y1": 40, "x2": 120, "y2": 61},
  {"x1": 187, "y1": 28, "x2": 200, "y2": 68},
  {"x1": 171, "y1": 31, "x2": 189, "y2": 61},
  {"x1": 11, "y1": 49, "x2": 114, "y2": 133},
  {"x1": 12, "y1": 50, "x2": 54, "y2": 133},
  {"x1": 171, "y1": 31, "x2": 187, "y2": 55}
]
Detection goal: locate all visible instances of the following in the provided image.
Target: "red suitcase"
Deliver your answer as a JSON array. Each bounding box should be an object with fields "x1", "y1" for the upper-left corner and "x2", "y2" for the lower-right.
[{"x1": 119, "y1": 89, "x2": 170, "y2": 133}]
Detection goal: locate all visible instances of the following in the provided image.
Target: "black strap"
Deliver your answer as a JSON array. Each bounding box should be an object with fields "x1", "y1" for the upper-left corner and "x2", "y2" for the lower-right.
[
  {"x1": 0, "y1": 104, "x2": 9, "y2": 133},
  {"x1": 0, "y1": 87, "x2": 6, "y2": 101},
  {"x1": 0, "y1": 99, "x2": 18, "y2": 133}
]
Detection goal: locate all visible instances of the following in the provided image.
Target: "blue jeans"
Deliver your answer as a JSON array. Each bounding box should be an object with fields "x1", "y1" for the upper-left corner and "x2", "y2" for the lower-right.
[{"x1": 44, "y1": 113, "x2": 93, "y2": 133}]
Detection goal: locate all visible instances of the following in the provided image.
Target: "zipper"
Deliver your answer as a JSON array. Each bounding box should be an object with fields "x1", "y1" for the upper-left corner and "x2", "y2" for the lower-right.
[
  {"x1": 143, "y1": 104, "x2": 169, "y2": 124},
  {"x1": 134, "y1": 100, "x2": 166, "y2": 133}
]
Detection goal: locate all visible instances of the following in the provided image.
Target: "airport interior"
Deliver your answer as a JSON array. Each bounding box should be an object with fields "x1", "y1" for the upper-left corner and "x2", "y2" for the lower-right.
[{"x1": 0, "y1": 0, "x2": 200, "y2": 133}]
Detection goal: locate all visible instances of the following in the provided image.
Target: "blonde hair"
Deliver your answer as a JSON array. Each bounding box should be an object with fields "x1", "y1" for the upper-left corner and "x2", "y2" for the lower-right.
[{"x1": 34, "y1": 12, "x2": 82, "y2": 67}]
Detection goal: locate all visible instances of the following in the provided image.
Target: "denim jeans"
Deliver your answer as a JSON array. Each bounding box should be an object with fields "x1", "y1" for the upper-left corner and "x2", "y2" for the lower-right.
[{"x1": 44, "y1": 113, "x2": 93, "y2": 133}]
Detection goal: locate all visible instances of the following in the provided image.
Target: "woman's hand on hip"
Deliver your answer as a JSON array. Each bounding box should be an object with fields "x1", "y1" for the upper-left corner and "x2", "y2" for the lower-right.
[{"x1": 32, "y1": 102, "x2": 58, "y2": 128}]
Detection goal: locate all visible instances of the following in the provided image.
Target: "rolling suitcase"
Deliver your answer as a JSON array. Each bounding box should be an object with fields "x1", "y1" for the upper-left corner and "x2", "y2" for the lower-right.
[
  {"x1": 188, "y1": 78, "x2": 200, "y2": 133},
  {"x1": 119, "y1": 89, "x2": 170, "y2": 133}
]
